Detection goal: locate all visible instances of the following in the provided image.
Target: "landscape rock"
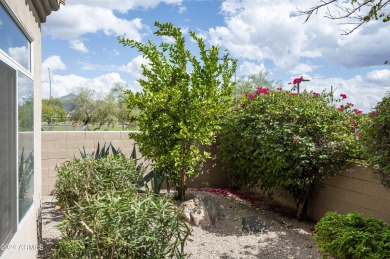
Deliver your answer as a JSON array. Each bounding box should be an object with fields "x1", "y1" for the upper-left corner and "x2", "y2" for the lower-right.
[
  {"x1": 242, "y1": 216, "x2": 267, "y2": 233},
  {"x1": 178, "y1": 195, "x2": 217, "y2": 228}
]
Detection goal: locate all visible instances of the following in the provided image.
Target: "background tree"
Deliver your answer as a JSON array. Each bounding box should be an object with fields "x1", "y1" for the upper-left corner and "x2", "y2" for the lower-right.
[
  {"x1": 233, "y1": 71, "x2": 281, "y2": 97},
  {"x1": 119, "y1": 22, "x2": 236, "y2": 200},
  {"x1": 299, "y1": 0, "x2": 390, "y2": 35},
  {"x1": 42, "y1": 98, "x2": 67, "y2": 126},
  {"x1": 18, "y1": 97, "x2": 34, "y2": 131},
  {"x1": 69, "y1": 88, "x2": 96, "y2": 131},
  {"x1": 92, "y1": 93, "x2": 118, "y2": 131},
  {"x1": 110, "y1": 82, "x2": 137, "y2": 130}
]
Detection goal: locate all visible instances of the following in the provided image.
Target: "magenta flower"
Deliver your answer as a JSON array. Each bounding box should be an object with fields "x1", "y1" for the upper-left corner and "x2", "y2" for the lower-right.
[
  {"x1": 355, "y1": 132, "x2": 361, "y2": 138},
  {"x1": 277, "y1": 87, "x2": 282, "y2": 91},
  {"x1": 290, "y1": 93, "x2": 298, "y2": 96},
  {"x1": 369, "y1": 111, "x2": 377, "y2": 116},
  {"x1": 351, "y1": 121, "x2": 357, "y2": 126},
  {"x1": 247, "y1": 93, "x2": 256, "y2": 99},
  {"x1": 313, "y1": 92, "x2": 319, "y2": 97},
  {"x1": 353, "y1": 109, "x2": 362, "y2": 115},
  {"x1": 340, "y1": 94, "x2": 347, "y2": 99},
  {"x1": 293, "y1": 77, "x2": 303, "y2": 84},
  {"x1": 256, "y1": 87, "x2": 270, "y2": 95},
  {"x1": 346, "y1": 102, "x2": 354, "y2": 107},
  {"x1": 338, "y1": 105, "x2": 344, "y2": 111}
]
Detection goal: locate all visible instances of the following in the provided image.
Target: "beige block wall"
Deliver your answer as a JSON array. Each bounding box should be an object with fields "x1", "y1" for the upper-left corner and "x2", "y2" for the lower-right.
[
  {"x1": 252, "y1": 164, "x2": 390, "y2": 224},
  {"x1": 1, "y1": 0, "x2": 42, "y2": 258},
  {"x1": 42, "y1": 131, "x2": 390, "y2": 224},
  {"x1": 308, "y1": 164, "x2": 390, "y2": 223},
  {"x1": 41, "y1": 131, "x2": 137, "y2": 195},
  {"x1": 42, "y1": 131, "x2": 228, "y2": 195}
]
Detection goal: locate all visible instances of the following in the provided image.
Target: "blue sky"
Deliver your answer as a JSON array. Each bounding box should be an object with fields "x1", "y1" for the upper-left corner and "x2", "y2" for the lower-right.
[{"x1": 42, "y1": 0, "x2": 390, "y2": 112}]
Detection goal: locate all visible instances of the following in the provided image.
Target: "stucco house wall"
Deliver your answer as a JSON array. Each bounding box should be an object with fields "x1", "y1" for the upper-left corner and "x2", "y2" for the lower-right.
[{"x1": 0, "y1": 1, "x2": 62, "y2": 258}]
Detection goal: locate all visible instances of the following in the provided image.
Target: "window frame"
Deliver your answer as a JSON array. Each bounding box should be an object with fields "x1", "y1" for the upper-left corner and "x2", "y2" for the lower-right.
[{"x1": 0, "y1": 0, "x2": 35, "y2": 250}]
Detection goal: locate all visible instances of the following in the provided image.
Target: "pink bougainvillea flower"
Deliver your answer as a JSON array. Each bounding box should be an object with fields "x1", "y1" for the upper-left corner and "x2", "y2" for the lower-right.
[
  {"x1": 293, "y1": 77, "x2": 303, "y2": 84},
  {"x1": 338, "y1": 105, "x2": 344, "y2": 111},
  {"x1": 355, "y1": 132, "x2": 361, "y2": 138},
  {"x1": 247, "y1": 93, "x2": 256, "y2": 99},
  {"x1": 277, "y1": 87, "x2": 283, "y2": 91},
  {"x1": 340, "y1": 94, "x2": 347, "y2": 99},
  {"x1": 370, "y1": 111, "x2": 377, "y2": 116},
  {"x1": 351, "y1": 121, "x2": 357, "y2": 126},
  {"x1": 290, "y1": 92, "x2": 298, "y2": 96},
  {"x1": 212, "y1": 131, "x2": 218, "y2": 137},
  {"x1": 353, "y1": 109, "x2": 362, "y2": 115},
  {"x1": 347, "y1": 102, "x2": 354, "y2": 107},
  {"x1": 256, "y1": 87, "x2": 270, "y2": 95},
  {"x1": 313, "y1": 92, "x2": 319, "y2": 97}
]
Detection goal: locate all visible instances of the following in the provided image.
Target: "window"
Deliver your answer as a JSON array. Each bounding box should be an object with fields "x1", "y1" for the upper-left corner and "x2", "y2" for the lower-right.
[
  {"x1": 0, "y1": 2, "x2": 34, "y2": 251},
  {"x1": 0, "y1": 3, "x2": 31, "y2": 71}
]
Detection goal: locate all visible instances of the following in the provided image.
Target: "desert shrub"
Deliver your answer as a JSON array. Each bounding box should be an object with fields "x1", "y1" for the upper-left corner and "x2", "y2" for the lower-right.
[
  {"x1": 314, "y1": 211, "x2": 390, "y2": 259},
  {"x1": 218, "y1": 88, "x2": 363, "y2": 219},
  {"x1": 361, "y1": 93, "x2": 390, "y2": 188},
  {"x1": 55, "y1": 156, "x2": 144, "y2": 209},
  {"x1": 52, "y1": 190, "x2": 190, "y2": 259}
]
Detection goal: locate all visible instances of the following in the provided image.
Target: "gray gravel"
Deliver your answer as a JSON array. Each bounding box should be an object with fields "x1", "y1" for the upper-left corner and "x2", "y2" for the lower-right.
[{"x1": 39, "y1": 193, "x2": 321, "y2": 258}]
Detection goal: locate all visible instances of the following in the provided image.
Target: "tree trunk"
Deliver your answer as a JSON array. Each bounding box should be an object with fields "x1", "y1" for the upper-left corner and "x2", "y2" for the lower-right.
[
  {"x1": 178, "y1": 168, "x2": 186, "y2": 201},
  {"x1": 296, "y1": 185, "x2": 312, "y2": 221}
]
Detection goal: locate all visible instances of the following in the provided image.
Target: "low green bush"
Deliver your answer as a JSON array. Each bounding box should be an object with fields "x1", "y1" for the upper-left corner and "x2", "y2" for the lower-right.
[
  {"x1": 52, "y1": 190, "x2": 190, "y2": 259},
  {"x1": 314, "y1": 211, "x2": 390, "y2": 259},
  {"x1": 361, "y1": 93, "x2": 390, "y2": 188},
  {"x1": 55, "y1": 156, "x2": 144, "y2": 209}
]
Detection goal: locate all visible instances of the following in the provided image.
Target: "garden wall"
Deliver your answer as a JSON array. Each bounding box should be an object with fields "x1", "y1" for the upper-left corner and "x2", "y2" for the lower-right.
[
  {"x1": 41, "y1": 131, "x2": 390, "y2": 224},
  {"x1": 252, "y1": 164, "x2": 390, "y2": 223},
  {"x1": 41, "y1": 131, "x2": 227, "y2": 196}
]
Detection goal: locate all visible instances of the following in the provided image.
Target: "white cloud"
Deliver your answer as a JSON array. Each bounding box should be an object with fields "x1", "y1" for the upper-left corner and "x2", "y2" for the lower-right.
[
  {"x1": 68, "y1": 0, "x2": 183, "y2": 13},
  {"x1": 70, "y1": 39, "x2": 88, "y2": 53},
  {"x1": 8, "y1": 46, "x2": 29, "y2": 69},
  {"x1": 179, "y1": 6, "x2": 187, "y2": 14},
  {"x1": 41, "y1": 72, "x2": 126, "y2": 98},
  {"x1": 289, "y1": 64, "x2": 314, "y2": 75},
  {"x1": 207, "y1": 0, "x2": 390, "y2": 70},
  {"x1": 42, "y1": 55, "x2": 67, "y2": 70},
  {"x1": 290, "y1": 69, "x2": 390, "y2": 112},
  {"x1": 120, "y1": 55, "x2": 150, "y2": 79},
  {"x1": 239, "y1": 61, "x2": 266, "y2": 75},
  {"x1": 43, "y1": 4, "x2": 146, "y2": 47}
]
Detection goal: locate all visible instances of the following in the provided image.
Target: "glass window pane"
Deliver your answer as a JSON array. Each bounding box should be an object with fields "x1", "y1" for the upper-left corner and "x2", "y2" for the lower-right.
[
  {"x1": 18, "y1": 73, "x2": 34, "y2": 221},
  {"x1": 0, "y1": 3, "x2": 31, "y2": 71},
  {"x1": 0, "y1": 60, "x2": 17, "y2": 254}
]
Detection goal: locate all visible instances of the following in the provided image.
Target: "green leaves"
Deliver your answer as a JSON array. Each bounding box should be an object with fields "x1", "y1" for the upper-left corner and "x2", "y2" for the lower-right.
[
  {"x1": 314, "y1": 211, "x2": 390, "y2": 259},
  {"x1": 361, "y1": 93, "x2": 390, "y2": 188},
  {"x1": 118, "y1": 22, "x2": 236, "y2": 199},
  {"x1": 218, "y1": 89, "x2": 364, "y2": 218}
]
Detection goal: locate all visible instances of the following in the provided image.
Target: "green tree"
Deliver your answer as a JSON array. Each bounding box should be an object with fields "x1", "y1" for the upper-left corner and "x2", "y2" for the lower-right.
[
  {"x1": 119, "y1": 22, "x2": 236, "y2": 200},
  {"x1": 299, "y1": 0, "x2": 390, "y2": 35},
  {"x1": 233, "y1": 71, "x2": 281, "y2": 98},
  {"x1": 42, "y1": 98, "x2": 67, "y2": 126},
  {"x1": 111, "y1": 82, "x2": 137, "y2": 130},
  {"x1": 69, "y1": 88, "x2": 118, "y2": 131},
  {"x1": 69, "y1": 88, "x2": 96, "y2": 130},
  {"x1": 18, "y1": 97, "x2": 34, "y2": 131},
  {"x1": 92, "y1": 93, "x2": 118, "y2": 131}
]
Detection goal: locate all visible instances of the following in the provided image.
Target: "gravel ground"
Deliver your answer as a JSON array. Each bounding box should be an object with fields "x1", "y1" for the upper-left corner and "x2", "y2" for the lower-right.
[{"x1": 39, "y1": 191, "x2": 321, "y2": 259}]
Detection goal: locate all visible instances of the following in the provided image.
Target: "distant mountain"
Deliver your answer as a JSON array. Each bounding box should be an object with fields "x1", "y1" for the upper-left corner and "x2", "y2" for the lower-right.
[{"x1": 59, "y1": 93, "x2": 76, "y2": 112}]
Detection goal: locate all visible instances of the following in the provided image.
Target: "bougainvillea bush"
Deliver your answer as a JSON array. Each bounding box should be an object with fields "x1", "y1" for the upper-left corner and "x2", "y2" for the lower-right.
[
  {"x1": 361, "y1": 93, "x2": 390, "y2": 188},
  {"x1": 218, "y1": 87, "x2": 364, "y2": 219}
]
